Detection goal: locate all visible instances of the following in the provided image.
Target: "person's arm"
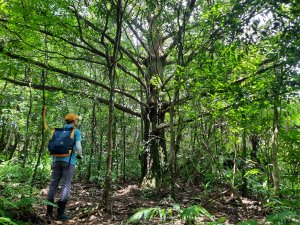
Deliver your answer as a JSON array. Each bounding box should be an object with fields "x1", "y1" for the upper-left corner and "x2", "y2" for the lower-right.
[
  {"x1": 42, "y1": 105, "x2": 49, "y2": 130},
  {"x1": 74, "y1": 129, "x2": 83, "y2": 159},
  {"x1": 75, "y1": 141, "x2": 83, "y2": 159}
]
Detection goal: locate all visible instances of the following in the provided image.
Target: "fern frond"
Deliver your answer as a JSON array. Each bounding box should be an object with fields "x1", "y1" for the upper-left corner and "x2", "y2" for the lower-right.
[
  {"x1": 126, "y1": 207, "x2": 162, "y2": 224},
  {"x1": 266, "y1": 210, "x2": 300, "y2": 225},
  {"x1": 180, "y1": 205, "x2": 214, "y2": 224},
  {"x1": 236, "y1": 219, "x2": 261, "y2": 225},
  {"x1": 0, "y1": 216, "x2": 18, "y2": 225}
]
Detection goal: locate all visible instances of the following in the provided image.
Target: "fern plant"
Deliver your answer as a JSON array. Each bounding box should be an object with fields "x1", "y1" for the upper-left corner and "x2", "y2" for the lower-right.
[
  {"x1": 180, "y1": 205, "x2": 214, "y2": 224},
  {"x1": 126, "y1": 207, "x2": 172, "y2": 224},
  {"x1": 0, "y1": 183, "x2": 37, "y2": 217},
  {"x1": 0, "y1": 160, "x2": 51, "y2": 224},
  {"x1": 266, "y1": 209, "x2": 300, "y2": 225},
  {"x1": 0, "y1": 162, "x2": 31, "y2": 183},
  {"x1": 0, "y1": 216, "x2": 18, "y2": 225},
  {"x1": 236, "y1": 220, "x2": 261, "y2": 225},
  {"x1": 0, "y1": 161, "x2": 50, "y2": 186},
  {"x1": 261, "y1": 195, "x2": 300, "y2": 225},
  {"x1": 126, "y1": 204, "x2": 214, "y2": 224}
]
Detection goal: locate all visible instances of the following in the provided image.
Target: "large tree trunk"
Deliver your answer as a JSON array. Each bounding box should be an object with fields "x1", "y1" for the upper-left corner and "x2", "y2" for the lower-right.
[{"x1": 140, "y1": 7, "x2": 166, "y2": 189}]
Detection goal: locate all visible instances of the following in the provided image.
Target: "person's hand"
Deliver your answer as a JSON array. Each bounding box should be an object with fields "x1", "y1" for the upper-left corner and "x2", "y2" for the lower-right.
[{"x1": 42, "y1": 105, "x2": 47, "y2": 114}]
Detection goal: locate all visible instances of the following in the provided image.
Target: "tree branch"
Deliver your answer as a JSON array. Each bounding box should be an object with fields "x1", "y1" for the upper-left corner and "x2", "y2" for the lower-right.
[
  {"x1": 126, "y1": 22, "x2": 148, "y2": 51},
  {"x1": 163, "y1": 0, "x2": 197, "y2": 58},
  {"x1": 73, "y1": 10, "x2": 145, "y2": 76},
  {"x1": 2, "y1": 50, "x2": 147, "y2": 107},
  {"x1": 2, "y1": 77, "x2": 141, "y2": 117}
]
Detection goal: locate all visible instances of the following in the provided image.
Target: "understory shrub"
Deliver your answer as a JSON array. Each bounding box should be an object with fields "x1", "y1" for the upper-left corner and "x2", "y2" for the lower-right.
[{"x1": 0, "y1": 161, "x2": 49, "y2": 224}]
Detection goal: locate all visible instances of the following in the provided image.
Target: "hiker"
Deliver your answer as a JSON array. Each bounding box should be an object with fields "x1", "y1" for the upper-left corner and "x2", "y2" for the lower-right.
[{"x1": 46, "y1": 113, "x2": 83, "y2": 221}]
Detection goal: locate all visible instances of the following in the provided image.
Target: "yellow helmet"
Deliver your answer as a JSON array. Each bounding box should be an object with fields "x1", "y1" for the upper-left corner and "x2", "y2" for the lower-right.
[{"x1": 64, "y1": 113, "x2": 79, "y2": 122}]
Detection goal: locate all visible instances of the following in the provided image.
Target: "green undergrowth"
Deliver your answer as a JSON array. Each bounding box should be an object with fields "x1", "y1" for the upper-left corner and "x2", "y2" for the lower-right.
[
  {"x1": 126, "y1": 203, "x2": 300, "y2": 225},
  {"x1": 0, "y1": 161, "x2": 50, "y2": 224},
  {"x1": 126, "y1": 190, "x2": 300, "y2": 225}
]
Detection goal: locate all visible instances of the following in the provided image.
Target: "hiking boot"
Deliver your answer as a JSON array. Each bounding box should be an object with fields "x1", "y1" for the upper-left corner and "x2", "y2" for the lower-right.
[
  {"x1": 57, "y1": 200, "x2": 71, "y2": 221},
  {"x1": 46, "y1": 199, "x2": 54, "y2": 218}
]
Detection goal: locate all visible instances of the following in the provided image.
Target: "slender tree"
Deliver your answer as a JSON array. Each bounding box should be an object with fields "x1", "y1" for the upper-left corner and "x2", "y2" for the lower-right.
[{"x1": 102, "y1": 0, "x2": 124, "y2": 207}]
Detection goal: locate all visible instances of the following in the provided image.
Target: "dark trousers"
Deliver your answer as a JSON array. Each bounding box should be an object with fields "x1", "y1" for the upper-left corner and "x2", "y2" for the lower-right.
[{"x1": 47, "y1": 161, "x2": 75, "y2": 202}]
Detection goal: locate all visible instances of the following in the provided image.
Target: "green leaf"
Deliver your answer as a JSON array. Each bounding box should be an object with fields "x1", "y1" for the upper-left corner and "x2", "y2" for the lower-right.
[
  {"x1": 244, "y1": 169, "x2": 260, "y2": 177},
  {"x1": 0, "y1": 217, "x2": 18, "y2": 225}
]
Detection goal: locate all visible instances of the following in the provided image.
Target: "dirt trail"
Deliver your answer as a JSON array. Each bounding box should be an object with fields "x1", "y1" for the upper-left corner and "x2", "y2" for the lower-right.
[{"x1": 35, "y1": 182, "x2": 265, "y2": 224}]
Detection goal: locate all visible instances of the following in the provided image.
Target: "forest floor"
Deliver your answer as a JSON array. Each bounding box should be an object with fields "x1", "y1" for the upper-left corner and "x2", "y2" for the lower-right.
[{"x1": 32, "y1": 182, "x2": 266, "y2": 225}]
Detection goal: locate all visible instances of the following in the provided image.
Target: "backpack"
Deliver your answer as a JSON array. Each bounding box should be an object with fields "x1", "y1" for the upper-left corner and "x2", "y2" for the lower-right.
[{"x1": 48, "y1": 126, "x2": 76, "y2": 157}]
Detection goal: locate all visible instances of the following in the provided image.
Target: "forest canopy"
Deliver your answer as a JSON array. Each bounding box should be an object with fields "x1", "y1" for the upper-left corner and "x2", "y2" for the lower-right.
[{"x1": 0, "y1": 0, "x2": 299, "y2": 224}]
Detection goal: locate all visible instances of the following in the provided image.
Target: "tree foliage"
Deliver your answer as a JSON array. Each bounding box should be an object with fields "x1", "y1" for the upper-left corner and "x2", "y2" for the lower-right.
[{"x1": 0, "y1": 0, "x2": 299, "y2": 222}]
